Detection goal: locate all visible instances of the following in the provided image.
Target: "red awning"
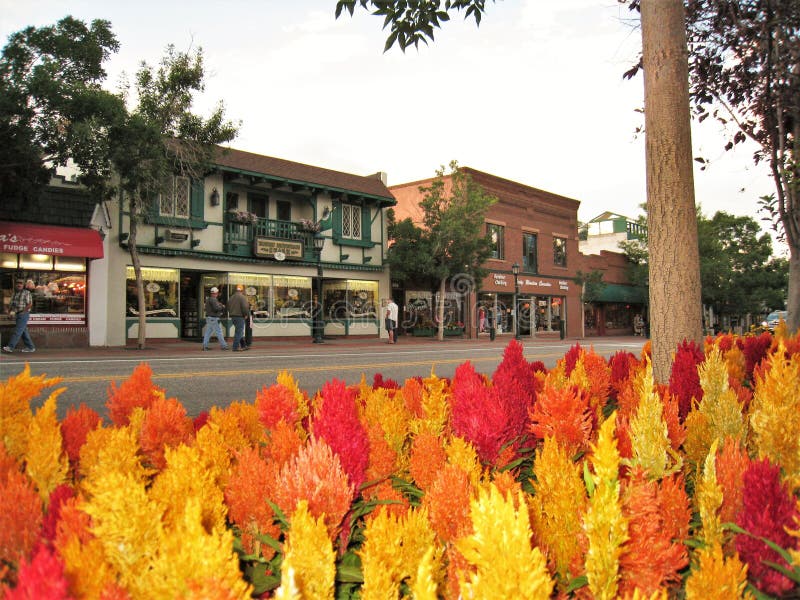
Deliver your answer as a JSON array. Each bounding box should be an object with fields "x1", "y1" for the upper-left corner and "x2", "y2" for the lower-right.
[{"x1": 0, "y1": 221, "x2": 104, "y2": 258}]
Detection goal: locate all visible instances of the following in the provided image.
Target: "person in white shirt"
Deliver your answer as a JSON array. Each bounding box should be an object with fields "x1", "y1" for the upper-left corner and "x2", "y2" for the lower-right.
[{"x1": 385, "y1": 298, "x2": 399, "y2": 344}]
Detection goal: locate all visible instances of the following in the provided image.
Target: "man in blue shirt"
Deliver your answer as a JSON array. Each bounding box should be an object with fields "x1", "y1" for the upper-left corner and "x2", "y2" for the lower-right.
[{"x1": 3, "y1": 279, "x2": 35, "y2": 353}]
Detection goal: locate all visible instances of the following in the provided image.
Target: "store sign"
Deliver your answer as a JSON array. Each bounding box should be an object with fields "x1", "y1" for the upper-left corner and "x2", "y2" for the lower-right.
[
  {"x1": 28, "y1": 314, "x2": 86, "y2": 325},
  {"x1": 254, "y1": 237, "x2": 303, "y2": 259},
  {"x1": 0, "y1": 221, "x2": 103, "y2": 258},
  {"x1": 492, "y1": 273, "x2": 510, "y2": 287},
  {"x1": 491, "y1": 273, "x2": 570, "y2": 292}
]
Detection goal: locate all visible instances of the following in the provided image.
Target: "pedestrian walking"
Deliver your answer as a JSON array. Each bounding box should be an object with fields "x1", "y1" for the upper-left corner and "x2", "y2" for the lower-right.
[
  {"x1": 3, "y1": 279, "x2": 36, "y2": 353},
  {"x1": 228, "y1": 284, "x2": 251, "y2": 351},
  {"x1": 385, "y1": 298, "x2": 399, "y2": 344},
  {"x1": 202, "y1": 287, "x2": 229, "y2": 350}
]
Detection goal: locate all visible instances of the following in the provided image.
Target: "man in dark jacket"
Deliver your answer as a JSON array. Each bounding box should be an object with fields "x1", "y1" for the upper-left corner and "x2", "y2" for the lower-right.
[
  {"x1": 227, "y1": 284, "x2": 251, "y2": 351},
  {"x1": 202, "y1": 287, "x2": 229, "y2": 351}
]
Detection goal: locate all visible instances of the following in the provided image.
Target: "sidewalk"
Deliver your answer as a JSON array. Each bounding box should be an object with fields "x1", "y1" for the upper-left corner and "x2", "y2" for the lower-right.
[{"x1": 0, "y1": 333, "x2": 644, "y2": 362}]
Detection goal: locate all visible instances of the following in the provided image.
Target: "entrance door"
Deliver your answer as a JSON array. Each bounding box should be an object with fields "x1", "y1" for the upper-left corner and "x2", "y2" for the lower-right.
[{"x1": 180, "y1": 271, "x2": 202, "y2": 339}]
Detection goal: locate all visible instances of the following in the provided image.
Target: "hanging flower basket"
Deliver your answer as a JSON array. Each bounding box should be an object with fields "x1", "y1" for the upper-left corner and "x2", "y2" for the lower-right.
[
  {"x1": 298, "y1": 218, "x2": 321, "y2": 233},
  {"x1": 228, "y1": 210, "x2": 258, "y2": 224}
]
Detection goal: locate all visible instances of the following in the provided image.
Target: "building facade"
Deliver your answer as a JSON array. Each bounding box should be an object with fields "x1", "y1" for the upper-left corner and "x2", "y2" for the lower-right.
[
  {"x1": 1, "y1": 147, "x2": 396, "y2": 347},
  {"x1": 390, "y1": 168, "x2": 583, "y2": 340}
]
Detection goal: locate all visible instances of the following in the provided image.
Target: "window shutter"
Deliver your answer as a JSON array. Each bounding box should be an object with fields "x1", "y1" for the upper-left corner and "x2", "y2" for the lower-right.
[
  {"x1": 332, "y1": 202, "x2": 342, "y2": 238},
  {"x1": 361, "y1": 205, "x2": 371, "y2": 242},
  {"x1": 190, "y1": 180, "x2": 204, "y2": 220}
]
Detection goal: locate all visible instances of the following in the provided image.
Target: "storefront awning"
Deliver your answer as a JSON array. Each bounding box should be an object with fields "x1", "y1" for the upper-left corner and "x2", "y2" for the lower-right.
[
  {"x1": 0, "y1": 221, "x2": 104, "y2": 258},
  {"x1": 596, "y1": 283, "x2": 646, "y2": 304}
]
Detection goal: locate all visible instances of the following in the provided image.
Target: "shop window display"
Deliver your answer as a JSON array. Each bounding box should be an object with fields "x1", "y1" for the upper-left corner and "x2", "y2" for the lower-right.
[
  {"x1": 324, "y1": 279, "x2": 378, "y2": 320},
  {"x1": 1, "y1": 271, "x2": 87, "y2": 323},
  {"x1": 274, "y1": 276, "x2": 312, "y2": 319},
  {"x1": 225, "y1": 273, "x2": 272, "y2": 319},
  {"x1": 604, "y1": 303, "x2": 632, "y2": 330},
  {"x1": 125, "y1": 267, "x2": 179, "y2": 317}
]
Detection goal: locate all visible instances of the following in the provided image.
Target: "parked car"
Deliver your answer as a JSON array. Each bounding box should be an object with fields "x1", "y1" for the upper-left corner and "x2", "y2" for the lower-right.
[{"x1": 762, "y1": 310, "x2": 788, "y2": 331}]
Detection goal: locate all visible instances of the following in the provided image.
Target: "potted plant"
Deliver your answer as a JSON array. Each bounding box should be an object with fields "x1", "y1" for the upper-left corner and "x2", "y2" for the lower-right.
[
  {"x1": 298, "y1": 218, "x2": 321, "y2": 233},
  {"x1": 412, "y1": 318, "x2": 436, "y2": 336},
  {"x1": 228, "y1": 209, "x2": 259, "y2": 224},
  {"x1": 444, "y1": 321, "x2": 465, "y2": 336}
]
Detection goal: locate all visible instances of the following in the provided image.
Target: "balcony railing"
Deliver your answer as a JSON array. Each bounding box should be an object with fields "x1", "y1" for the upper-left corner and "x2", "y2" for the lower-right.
[{"x1": 224, "y1": 217, "x2": 316, "y2": 258}]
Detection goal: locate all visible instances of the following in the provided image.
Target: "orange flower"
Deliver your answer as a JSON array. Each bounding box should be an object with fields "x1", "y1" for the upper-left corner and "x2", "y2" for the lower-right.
[
  {"x1": 105, "y1": 362, "x2": 163, "y2": 427},
  {"x1": 715, "y1": 437, "x2": 751, "y2": 528},
  {"x1": 255, "y1": 383, "x2": 299, "y2": 431},
  {"x1": 619, "y1": 470, "x2": 691, "y2": 597},
  {"x1": 408, "y1": 431, "x2": 447, "y2": 492},
  {"x1": 224, "y1": 446, "x2": 280, "y2": 558},
  {"x1": 364, "y1": 422, "x2": 398, "y2": 488},
  {"x1": 138, "y1": 396, "x2": 194, "y2": 471},
  {"x1": 364, "y1": 479, "x2": 410, "y2": 520},
  {"x1": 423, "y1": 463, "x2": 472, "y2": 543},
  {"x1": 659, "y1": 385, "x2": 686, "y2": 451},
  {"x1": 60, "y1": 403, "x2": 102, "y2": 468},
  {"x1": 401, "y1": 377, "x2": 425, "y2": 419},
  {"x1": 529, "y1": 382, "x2": 592, "y2": 456},
  {"x1": 270, "y1": 437, "x2": 354, "y2": 543},
  {"x1": 265, "y1": 418, "x2": 304, "y2": 468},
  {"x1": 0, "y1": 470, "x2": 42, "y2": 572}
]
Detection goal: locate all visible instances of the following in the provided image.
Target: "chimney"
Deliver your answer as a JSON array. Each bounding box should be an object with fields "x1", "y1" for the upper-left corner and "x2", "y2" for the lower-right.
[{"x1": 369, "y1": 171, "x2": 388, "y2": 185}]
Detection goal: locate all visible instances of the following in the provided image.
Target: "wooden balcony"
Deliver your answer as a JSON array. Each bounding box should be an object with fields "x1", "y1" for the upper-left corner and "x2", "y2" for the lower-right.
[{"x1": 224, "y1": 217, "x2": 317, "y2": 259}]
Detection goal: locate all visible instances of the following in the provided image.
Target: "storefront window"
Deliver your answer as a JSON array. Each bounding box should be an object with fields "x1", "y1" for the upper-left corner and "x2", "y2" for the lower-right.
[
  {"x1": 274, "y1": 275, "x2": 312, "y2": 319},
  {"x1": 605, "y1": 303, "x2": 632, "y2": 329},
  {"x1": 2, "y1": 270, "x2": 87, "y2": 323},
  {"x1": 225, "y1": 273, "x2": 272, "y2": 319},
  {"x1": 534, "y1": 296, "x2": 564, "y2": 331},
  {"x1": 404, "y1": 291, "x2": 433, "y2": 329},
  {"x1": 126, "y1": 267, "x2": 179, "y2": 317},
  {"x1": 324, "y1": 279, "x2": 378, "y2": 320}
]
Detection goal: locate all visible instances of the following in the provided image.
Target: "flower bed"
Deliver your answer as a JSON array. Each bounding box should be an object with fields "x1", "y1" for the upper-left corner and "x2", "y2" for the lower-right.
[{"x1": 1, "y1": 328, "x2": 800, "y2": 598}]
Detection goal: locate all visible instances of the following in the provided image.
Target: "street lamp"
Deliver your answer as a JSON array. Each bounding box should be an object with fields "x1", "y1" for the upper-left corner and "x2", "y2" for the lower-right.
[
  {"x1": 512, "y1": 262, "x2": 520, "y2": 340},
  {"x1": 312, "y1": 233, "x2": 325, "y2": 343}
]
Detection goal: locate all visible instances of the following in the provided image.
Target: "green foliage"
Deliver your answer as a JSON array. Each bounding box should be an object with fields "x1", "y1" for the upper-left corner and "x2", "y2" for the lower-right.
[
  {"x1": 0, "y1": 16, "x2": 125, "y2": 201},
  {"x1": 335, "y1": 0, "x2": 494, "y2": 52},
  {"x1": 575, "y1": 270, "x2": 606, "y2": 303}
]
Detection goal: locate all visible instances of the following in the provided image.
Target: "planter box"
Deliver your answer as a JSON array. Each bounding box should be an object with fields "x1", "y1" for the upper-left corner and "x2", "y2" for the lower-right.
[
  {"x1": 443, "y1": 327, "x2": 464, "y2": 337},
  {"x1": 412, "y1": 327, "x2": 435, "y2": 337}
]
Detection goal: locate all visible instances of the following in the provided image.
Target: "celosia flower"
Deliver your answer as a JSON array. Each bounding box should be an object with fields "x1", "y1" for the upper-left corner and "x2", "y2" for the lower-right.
[
  {"x1": 742, "y1": 332, "x2": 772, "y2": 381},
  {"x1": 408, "y1": 546, "x2": 439, "y2": 600},
  {"x1": 372, "y1": 372, "x2": 400, "y2": 390},
  {"x1": 40, "y1": 483, "x2": 75, "y2": 545},
  {"x1": 105, "y1": 362, "x2": 163, "y2": 426},
  {"x1": 684, "y1": 543, "x2": 751, "y2": 600},
  {"x1": 749, "y1": 345, "x2": 800, "y2": 480},
  {"x1": 668, "y1": 340, "x2": 704, "y2": 420},
  {"x1": 528, "y1": 436, "x2": 587, "y2": 586},
  {"x1": 138, "y1": 395, "x2": 195, "y2": 471},
  {"x1": 455, "y1": 484, "x2": 554, "y2": 599},
  {"x1": 562, "y1": 342, "x2": 584, "y2": 376},
  {"x1": 584, "y1": 412, "x2": 629, "y2": 600},
  {"x1": 695, "y1": 439, "x2": 724, "y2": 549},
  {"x1": 413, "y1": 372, "x2": 452, "y2": 439},
  {"x1": 492, "y1": 339, "x2": 540, "y2": 443},
  {"x1": 571, "y1": 347, "x2": 612, "y2": 427},
  {"x1": 270, "y1": 436, "x2": 354, "y2": 543},
  {"x1": 423, "y1": 463, "x2": 473, "y2": 543},
  {"x1": 408, "y1": 430, "x2": 447, "y2": 492},
  {"x1": 360, "y1": 507, "x2": 440, "y2": 600},
  {"x1": 192, "y1": 411, "x2": 209, "y2": 431},
  {"x1": 144, "y1": 497, "x2": 252, "y2": 599},
  {"x1": 266, "y1": 418, "x2": 304, "y2": 469},
  {"x1": 364, "y1": 422, "x2": 398, "y2": 488},
  {"x1": 449, "y1": 362, "x2": 512, "y2": 463},
  {"x1": 359, "y1": 385, "x2": 411, "y2": 462},
  {"x1": 25, "y1": 392, "x2": 69, "y2": 503},
  {"x1": 224, "y1": 446, "x2": 280, "y2": 558},
  {"x1": 276, "y1": 370, "x2": 310, "y2": 430},
  {"x1": 444, "y1": 436, "x2": 483, "y2": 489},
  {"x1": 0, "y1": 469, "x2": 42, "y2": 570},
  {"x1": 0, "y1": 364, "x2": 61, "y2": 461},
  {"x1": 401, "y1": 377, "x2": 425, "y2": 419},
  {"x1": 60, "y1": 403, "x2": 101, "y2": 467},
  {"x1": 626, "y1": 358, "x2": 681, "y2": 479},
  {"x1": 619, "y1": 469, "x2": 690, "y2": 597},
  {"x1": 149, "y1": 443, "x2": 227, "y2": 534},
  {"x1": 5, "y1": 544, "x2": 71, "y2": 599},
  {"x1": 609, "y1": 350, "x2": 640, "y2": 399},
  {"x1": 278, "y1": 500, "x2": 335, "y2": 599},
  {"x1": 365, "y1": 479, "x2": 410, "y2": 519},
  {"x1": 192, "y1": 420, "x2": 234, "y2": 488},
  {"x1": 735, "y1": 458, "x2": 799, "y2": 596},
  {"x1": 715, "y1": 437, "x2": 750, "y2": 530},
  {"x1": 206, "y1": 401, "x2": 266, "y2": 455},
  {"x1": 683, "y1": 348, "x2": 747, "y2": 470},
  {"x1": 529, "y1": 381, "x2": 592, "y2": 456},
  {"x1": 255, "y1": 383, "x2": 299, "y2": 430},
  {"x1": 311, "y1": 379, "x2": 369, "y2": 492},
  {"x1": 78, "y1": 423, "x2": 150, "y2": 492}
]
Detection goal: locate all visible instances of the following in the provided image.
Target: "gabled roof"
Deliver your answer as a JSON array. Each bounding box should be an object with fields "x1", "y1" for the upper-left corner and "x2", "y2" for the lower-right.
[
  {"x1": 214, "y1": 146, "x2": 395, "y2": 205},
  {"x1": 0, "y1": 183, "x2": 98, "y2": 227},
  {"x1": 588, "y1": 211, "x2": 632, "y2": 223}
]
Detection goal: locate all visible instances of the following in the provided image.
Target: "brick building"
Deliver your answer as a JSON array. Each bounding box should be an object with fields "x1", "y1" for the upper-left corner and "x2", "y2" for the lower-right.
[{"x1": 389, "y1": 168, "x2": 583, "y2": 339}]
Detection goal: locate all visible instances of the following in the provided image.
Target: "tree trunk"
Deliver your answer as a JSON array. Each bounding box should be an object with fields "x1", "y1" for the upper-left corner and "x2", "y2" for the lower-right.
[
  {"x1": 641, "y1": 0, "x2": 703, "y2": 381},
  {"x1": 788, "y1": 249, "x2": 800, "y2": 333},
  {"x1": 128, "y1": 198, "x2": 147, "y2": 350},
  {"x1": 436, "y1": 278, "x2": 446, "y2": 341}
]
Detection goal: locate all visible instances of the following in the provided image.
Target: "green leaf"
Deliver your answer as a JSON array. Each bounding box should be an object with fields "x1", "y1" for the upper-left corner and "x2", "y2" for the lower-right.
[
  {"x1": 583, "y1": 460, "x2": 595, "y2": 497},
  {"x1": 566, "y1": 574, "x2": 588, "y2": 593}
]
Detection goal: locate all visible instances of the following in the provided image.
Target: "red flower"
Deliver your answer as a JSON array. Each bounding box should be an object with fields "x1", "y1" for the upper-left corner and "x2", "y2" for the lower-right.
[
  {"x1": 40, "y1": 484, "x2": 75, "y2": 545},
  {"x1": 311, "y1": 379, "x2": 369, "y2": 492},
  {"x1": 742, "y1": 332, "x2": 772, "y2": 382},
  {"x1": 735, "y1": 458, "x2": 799, "y2": 596},
  {"x1": 372, "y1": 373, "x2": 400, "y2": 390},
  {"x1": 669, "y1": 340, "x2": 704, "y2": 421},
  {"x1": 609, "y1": 351, "x2": 639, "y2": 399},
  {"x1": 492, "y1": 339, "x2": 539, "y2": 445},
  {"x1": 563, "y1": 342, "x2": 584, "y2": 376},
  {"x1": 60, "y1": 404, "x2": 101, "y2": 467},
  {"x1": 450, "y1": 362, "x2": 512, "y2": 463},
  {"x1": 5, "y1": 544, "x2": 71, "y2": 599}
]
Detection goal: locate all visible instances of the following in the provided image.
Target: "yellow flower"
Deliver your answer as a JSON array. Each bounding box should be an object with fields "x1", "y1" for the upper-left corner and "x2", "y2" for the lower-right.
[
  {"x1": 684, "y1": 543, "x2": 752, "y2": 599},
  {"x1": 749, "y1": 345, "x2": 800, "y2": 480},
  {"x1": 360, "y1": 385, "x2": 411, "y2": 465},
  {"x1": 78, "y1": 423, "x2": 151, "y2": 495},
  {"x1": 409, "y1": 370, "x2": 450, "y2": 438},
  {"x1": 695, "y1": 439, "x2": 724, "y2": 548},
  {"x1": 276, "y1": 370, "x2": 310, "y2": 437},
  {"x1": 0, "y1": 364, "x2": 61, "y2": 460},
  {"x1": 408, "y1": 546, "x2": 439, "y2": 600},
  {"x1": 627, "y1": 358, "x2": 681, "y2": 479},
  {"x1": 455, "y1": 484, "x2": 553, "y2": 599},
  {"x1": 25, "y1": 391, "x2": 69, "y2": 502},
  {"x1": 280, "y1": 500, "x2": 335, "y2": 599},
  {"x1": 149, "y1": 443, "x2": 227, "y2": 534},
  {"x1": 445, "y1": 436, "x2": 483, "y2": 488},
  {"x1": 585, "y1": 412, "x2": 629, "y2": 600},
  {"x1": 529, "y1": 435, "x2": 587, "y2": 585},
  {"x1": 193, "y1": 419, "x2": 234, "y2": 487},
  {"x1": 684, "y1": 348, "x2": 747, "y2": 469}
]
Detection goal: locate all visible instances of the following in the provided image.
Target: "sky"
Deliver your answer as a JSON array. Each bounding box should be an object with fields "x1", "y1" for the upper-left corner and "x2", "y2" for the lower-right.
[{"x1": 1, "y1": 0, "x2": 785, "y2": 254}]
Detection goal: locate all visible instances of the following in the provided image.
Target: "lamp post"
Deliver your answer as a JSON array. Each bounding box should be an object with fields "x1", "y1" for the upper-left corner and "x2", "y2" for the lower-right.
[
  {"x1": 512, "y1": 262, "x2": 520, "y2": 340},
  {"x1": 312, "y1": 233, "x2": 325, "y2": 343}
]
